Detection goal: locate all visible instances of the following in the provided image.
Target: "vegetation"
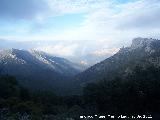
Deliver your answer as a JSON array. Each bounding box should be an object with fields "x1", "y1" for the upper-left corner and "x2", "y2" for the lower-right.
[
  {"x1": 83, "y1": 65, "x2": 160, "y2": 115},
  {"x1": 1, "y1": 65, "x2": 160, "y2": 119},
  {"x1": 0, "y1": 75, "x2": 83, "y2": 120}
]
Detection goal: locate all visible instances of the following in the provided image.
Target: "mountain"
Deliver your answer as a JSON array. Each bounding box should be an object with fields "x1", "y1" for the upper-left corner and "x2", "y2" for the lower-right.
[
  {"x1": 0, "y1": 49, "x2": 82, "y2": 94},
  {"x1": 0, "y1": 39, "x2": 116, "y2": 68},
  {"x1": 75, "y1": 37, "x2": 160, "y2": 85}
]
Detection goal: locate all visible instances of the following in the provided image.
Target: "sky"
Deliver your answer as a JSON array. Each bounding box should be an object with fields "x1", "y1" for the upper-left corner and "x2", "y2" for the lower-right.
[{"x1": 0, "y1": 0, "x2": 160, "y2": 64}]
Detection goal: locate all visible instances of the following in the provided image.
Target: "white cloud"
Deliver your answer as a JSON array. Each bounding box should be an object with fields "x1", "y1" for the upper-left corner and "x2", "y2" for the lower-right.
[
  {"x1": 80, "y1": 60, "x2": 88, "y2": 65},
  {"x1": 116, "y1": 0, "x2": 160, "y2": 29},
  {"x1": 34, "y1": 44, "x2": 78, "y2": 56},
  {"x1": 91, "y1": 48, "x2": 120, "y2": 57},
  {"x1": 46, "y1": 0, "x2": 110, "y2": 14},
  {"x1": 57, "y1": 0, "x2": 160, "y2": 47}
]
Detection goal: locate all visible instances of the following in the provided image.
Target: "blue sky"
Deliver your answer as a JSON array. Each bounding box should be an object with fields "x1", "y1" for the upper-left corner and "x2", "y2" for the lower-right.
[{"x1": 0, "y1": 0, "x2": 160, "y2": 61}]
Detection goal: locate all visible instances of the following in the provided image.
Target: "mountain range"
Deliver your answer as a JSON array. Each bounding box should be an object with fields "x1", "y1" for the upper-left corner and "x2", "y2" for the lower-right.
[
  {"x1": 0, "y1": 39, "x2": 109, "y2": 67},
  {"x1": 0, "y1": 49, "x2": 83, "y2": 94},
  {"x1": 0, "y1": 37, "x2": 160, "y2": 95}
]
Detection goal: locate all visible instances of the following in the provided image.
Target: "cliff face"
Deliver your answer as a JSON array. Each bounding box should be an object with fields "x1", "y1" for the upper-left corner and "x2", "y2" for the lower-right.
[{"x1": 131, "y1": 37, "x2": 154, "y2": 48}]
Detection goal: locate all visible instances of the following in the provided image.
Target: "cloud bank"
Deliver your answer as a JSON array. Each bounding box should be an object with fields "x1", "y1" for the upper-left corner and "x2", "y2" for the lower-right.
[{"x1": 0, "y1": 0, "x2": 160, "y2": 62}]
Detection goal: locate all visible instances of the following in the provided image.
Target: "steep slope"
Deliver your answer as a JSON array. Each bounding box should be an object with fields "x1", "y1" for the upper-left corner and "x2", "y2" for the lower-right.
[
  {"x1": 29, "y1": 50, "x2": 82, "y2": 76},
  {"x1": 75, "y1": 37, "x2": 160, "y2": 85},
  {"x1": 0, "y1": 49, "x2": 81, "y2": 94}
]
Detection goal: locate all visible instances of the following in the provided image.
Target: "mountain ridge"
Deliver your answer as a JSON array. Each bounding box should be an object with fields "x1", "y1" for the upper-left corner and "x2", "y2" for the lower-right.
[
  {"x1": 75, "y1": 37, "x2": 160, "y2": 85},
  {"x1": 0, "y1": 48, "x2": 83, "y2": 94}
]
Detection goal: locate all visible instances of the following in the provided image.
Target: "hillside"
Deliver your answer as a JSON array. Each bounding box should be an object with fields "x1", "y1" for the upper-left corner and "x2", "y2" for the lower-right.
[
  {"x1": 0, "y1": 49, "x2": 82, "y2": 94},
  {"x1": 75, "y1": 37, "x2": 160, "y2": 85}
]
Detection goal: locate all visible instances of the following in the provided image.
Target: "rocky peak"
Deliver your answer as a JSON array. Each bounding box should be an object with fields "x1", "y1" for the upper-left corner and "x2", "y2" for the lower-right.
[
  {"x1": 131, "y1": 37, "x2": 155, "y2": 49},
  {"x1": 129, "y1": 37, "x2": 160, "y2": 53}
]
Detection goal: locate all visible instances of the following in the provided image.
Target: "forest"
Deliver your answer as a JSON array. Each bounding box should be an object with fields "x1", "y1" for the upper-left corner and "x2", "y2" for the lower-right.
[{"x1": 1, "y1": 65, "x2": 160, "y2": 120}]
